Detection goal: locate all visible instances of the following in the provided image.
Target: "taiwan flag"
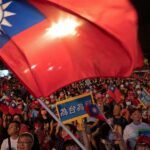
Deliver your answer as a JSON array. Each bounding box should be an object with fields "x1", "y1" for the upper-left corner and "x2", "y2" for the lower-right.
[
  {"x1": 0, "y1": 0, "x2": 143, "y2": 97},
  {"x1": 85, "y1": 104, "x2": 106, "y2": 121},
  {"x1": 107, "y1": 86, "x2": 123, "y2": 103}
]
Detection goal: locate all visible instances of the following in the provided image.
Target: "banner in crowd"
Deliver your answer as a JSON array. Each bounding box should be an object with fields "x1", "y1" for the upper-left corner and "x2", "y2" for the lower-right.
[
  {"x1": 56, "y1": 93, "x2": 94, "y2": 123},
  {"x1": 138, "y1": 89, "x2": 150, "y2": 107},
  {"x1": 138, "y1": 128, "x2": 150, "y2": 137}
]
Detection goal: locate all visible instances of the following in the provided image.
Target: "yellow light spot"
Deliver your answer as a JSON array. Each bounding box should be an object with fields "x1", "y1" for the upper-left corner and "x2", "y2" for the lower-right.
[{"x1": 46, "y1": 18, "x2": 80, "y2": 38}]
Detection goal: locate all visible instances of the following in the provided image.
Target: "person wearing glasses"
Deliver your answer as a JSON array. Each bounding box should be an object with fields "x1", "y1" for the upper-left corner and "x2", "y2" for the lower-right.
[{"x1": 17, "y1": 132, "x2": 34, "y2": 150}]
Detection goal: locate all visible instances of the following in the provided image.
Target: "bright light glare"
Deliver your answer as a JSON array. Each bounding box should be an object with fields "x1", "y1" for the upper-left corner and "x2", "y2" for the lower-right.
[
  {"x1": 31, "y1": 64, "x2": 37, "y2": 69},
  {"x1": 0, "y1": 70, "x2": 9, "y2": 77},
  {"x1": 24, "y1": 69, "x2": 29, "y2": 73},
  {"x1": 46, "y1": 18, "x2": 80, "y2": 38},
  {"x1": 48, "y1": 66, "x2": 54, "y2": 71}
]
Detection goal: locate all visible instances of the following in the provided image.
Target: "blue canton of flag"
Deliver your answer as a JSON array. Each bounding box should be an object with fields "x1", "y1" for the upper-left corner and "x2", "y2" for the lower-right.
[
  {"x1": 0, "y1": 0, "x2": 45, "y2": 48},
  {"x1": 85, "y1": 103, "x2": 106, "y2": 121},
  {"x1": 85, "y1": 104, "x2": 100, "y2": 117}
]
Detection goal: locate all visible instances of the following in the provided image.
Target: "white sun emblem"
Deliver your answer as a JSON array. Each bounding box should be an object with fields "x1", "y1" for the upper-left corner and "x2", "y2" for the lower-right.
[{"x1": 0, "y1": 0, "x2": 15, "y2": 33}]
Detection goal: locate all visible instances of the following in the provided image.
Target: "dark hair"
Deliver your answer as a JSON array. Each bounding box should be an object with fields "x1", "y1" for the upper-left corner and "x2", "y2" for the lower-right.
[
  {"x1": 105, "y1": 112, "x2": 113, "y2": 119},
  {"x1": 63, "y1": 140, "x2": 81, "y2": 150},
  {"x1": 9, "y1": 120, "x2": 21, "y2": 129},
  {"x1": 95, "y1": 122, "x2": 111, "y2": 140},
  {"x1": 18, "y1": 132, "x2": 34, "y2": 143},
  {"x1": 130, "y1": 108, "x2": 141, "y2": 115},
  {"x1": 13, "y1": 114, "x2": 24, "y2": 123},
  {"x1": 65, "y1": 124, "x2": 77, "y2": 134}
]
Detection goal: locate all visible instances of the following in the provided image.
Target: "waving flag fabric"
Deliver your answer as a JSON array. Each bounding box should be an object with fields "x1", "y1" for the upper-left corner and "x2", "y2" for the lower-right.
[
  {"x1": 85, "y1": 104, "x2": 105, "y2": 121},
  {"x1": 0, "y1": 0, "x2": 143, "y2": 97},
  {"x1": 107, "y1": 87, "x2": 123, "y2": 103},
  {"x1": 49, "y1": 0, "x2": 144, "y2": 69},
  {"x1": 0, "y1": 104, "x2": 9, "y2": 114}
]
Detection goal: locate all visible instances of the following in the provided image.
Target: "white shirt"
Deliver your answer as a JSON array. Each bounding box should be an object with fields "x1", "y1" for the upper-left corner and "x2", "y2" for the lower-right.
[
  {"x1": 1, "y1": 137, "x2": 18, "y2": 150},
  {"x1": 123, "y1": 122, "x2": 149, "y2": 149}
]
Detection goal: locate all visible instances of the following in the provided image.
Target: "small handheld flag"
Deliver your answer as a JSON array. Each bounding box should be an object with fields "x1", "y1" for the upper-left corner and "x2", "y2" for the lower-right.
[
  {"x1": 85, "y1": 104, "x2": 105, "y2": 121},
  {"x1": 138, "y1": 128, "x2": 150, "y2": 137},
  {"x1": 85, "y1": 103, "x2": 114, "y2": 131}
]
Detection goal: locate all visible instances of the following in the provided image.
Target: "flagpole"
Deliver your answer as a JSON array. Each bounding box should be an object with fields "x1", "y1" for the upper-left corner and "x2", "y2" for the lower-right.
[
  {"x1": 37, "y1": 98, "x2": 86, "y2": 150},
  {"x1": 102, "y1": 115, "x2": 114, "y2": 131}
]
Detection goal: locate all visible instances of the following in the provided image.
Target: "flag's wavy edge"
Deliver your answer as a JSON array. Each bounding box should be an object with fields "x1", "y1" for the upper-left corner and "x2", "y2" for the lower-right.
[
  {"x1": 47, "y1": 0, "x2": 144, "y2": 69},
  {"x1": 0, "y1": 0, "x2": 144, "y2": 97}
]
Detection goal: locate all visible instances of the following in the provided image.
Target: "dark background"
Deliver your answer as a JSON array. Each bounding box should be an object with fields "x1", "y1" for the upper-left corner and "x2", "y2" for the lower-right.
[
  {"x1": 132, "y1": 0, "x2": 150, "y2": 58},
  {"x1": 0, "y1": 0, "x2": 150, "y2": 69}
]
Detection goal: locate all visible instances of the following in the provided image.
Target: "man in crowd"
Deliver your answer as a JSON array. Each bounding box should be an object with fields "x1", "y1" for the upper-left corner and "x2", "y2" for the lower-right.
[
  {"x1": 17, "y1": 132, "x2": 34, "y2": 150},
  {"x1": 123, "y1": 108, "x2": 149, "y2": 150}
]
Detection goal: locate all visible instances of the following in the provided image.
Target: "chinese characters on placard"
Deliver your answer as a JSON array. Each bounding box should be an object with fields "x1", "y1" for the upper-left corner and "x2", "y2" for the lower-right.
[
  {"x1": 60, "y1": 100, "x2": 91, "y2": 117},
  {"x1": 60, "y1": 103, "x2": 85, "y2": 117}
]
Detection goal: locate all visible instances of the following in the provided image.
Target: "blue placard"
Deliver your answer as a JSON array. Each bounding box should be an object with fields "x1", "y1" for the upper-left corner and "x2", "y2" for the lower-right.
[
  {"x1": 56, "y1": 93, "x2": 93, "y2": 123},
  {"x1": 139, "y1": 89, "x2": 150, "y2": 106}
]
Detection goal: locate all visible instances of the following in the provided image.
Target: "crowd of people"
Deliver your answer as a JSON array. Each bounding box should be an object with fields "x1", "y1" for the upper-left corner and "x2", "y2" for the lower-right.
[{"x1": 0, "y1": 63, "x2": 150, "y2": 150}]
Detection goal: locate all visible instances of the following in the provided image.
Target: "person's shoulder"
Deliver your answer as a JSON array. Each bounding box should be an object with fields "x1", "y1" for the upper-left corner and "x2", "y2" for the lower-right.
[
  {"x1": 2, "y1": 137, "x2": 8, "y2": 143},
  {"x1": 1, "y1": 138, "x2": 8, "y2": 148},
  {"x1": 141, "y1": 122, "x2": 149, "y2": 127},
  {"x1": 124, "y1": 122, "x2": 134, "y2": 129}
]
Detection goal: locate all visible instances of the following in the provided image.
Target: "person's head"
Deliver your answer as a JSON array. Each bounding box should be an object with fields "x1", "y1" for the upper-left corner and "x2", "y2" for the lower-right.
[
  {"x1": 130, "y1": 108, "x2": 142, "y2": 124},
  {"x1": 7, "y1": 121, "x2": 20, "y2": 137},
  {"x1": 4, "y1": 113, "x2": 12, "y2": 127},
  {"x1": 105, "y1": 113, "x2": 114, "y2": 126},
  {"x1": 13, "y1": 114, "x2": 23, "y2": 123},
  {"x1": 63, "y1": 140, "x2": 81, "y2": 150},
  {"x1": 135, "y1": 136, "x2": 150, "y2": 150},
  {"x1": 142, "y1": 110, "x2": 148, "y2": 120},
  {"x1": 113, "y1": 104, "x2": 122, "y2": 117},
  {"x1": 6, "y1": 113, "x2": 12, "y2": 121},
  {"x1": 17, "y1": 132, "x2": 34, "y2": 150},
  {"x1": 61, "y1": 124, "x2": 77, "y2": 139},
  {"x1": 40, "y1": 108, "x2": 47, "y2": 116}
]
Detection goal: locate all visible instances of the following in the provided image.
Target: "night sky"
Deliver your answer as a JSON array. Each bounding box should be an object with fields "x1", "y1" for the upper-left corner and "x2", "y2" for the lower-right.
[{"x1": 132, "y1": 0, "x2": 150, "y2": 58}]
